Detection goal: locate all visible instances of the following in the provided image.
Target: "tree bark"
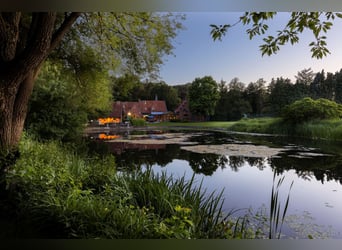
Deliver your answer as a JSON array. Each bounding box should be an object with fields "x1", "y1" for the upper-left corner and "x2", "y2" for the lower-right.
[{"x1": 0, "y1": 12, "x2": 81, "y2": 172}]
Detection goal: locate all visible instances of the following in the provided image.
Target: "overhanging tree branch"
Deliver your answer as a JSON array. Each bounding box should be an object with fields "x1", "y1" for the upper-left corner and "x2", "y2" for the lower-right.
[{"x1": 49, "y1": 12, "x2": 81, "y2": 53}]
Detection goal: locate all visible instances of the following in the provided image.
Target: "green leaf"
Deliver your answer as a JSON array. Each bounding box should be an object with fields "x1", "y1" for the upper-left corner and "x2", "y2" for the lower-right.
[{"x1": 336, "y1": 13, "x2": 342, "y2": 18}]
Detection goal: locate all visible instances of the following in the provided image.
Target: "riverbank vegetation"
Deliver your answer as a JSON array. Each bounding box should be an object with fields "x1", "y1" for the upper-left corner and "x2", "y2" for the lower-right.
[
  {"x1": 5, "y1": 134, "x2": 272, "y2": 239},
  {"x1": 154, "y1": 115, "x2": 342, "y2": 141},
  {"x1": 2, "y1": 12, "x2": 342, "y2": 240}
]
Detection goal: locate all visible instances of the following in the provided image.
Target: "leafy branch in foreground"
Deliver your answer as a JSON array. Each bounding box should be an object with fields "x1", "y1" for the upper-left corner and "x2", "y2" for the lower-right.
[{"x1": 211, "y1": 12, "x2": 342, "y2": 59}]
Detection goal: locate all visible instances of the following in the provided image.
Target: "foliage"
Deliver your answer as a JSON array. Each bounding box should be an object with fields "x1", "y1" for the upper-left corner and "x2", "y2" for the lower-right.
[
  {"x1": 295, "y1": 68, "x2": 315, "y2": 86},
  {"x1": 6, "y1": 135, "x2": 250, "y2": 239},
  {"x1": 188, "y1": 76, "x2": 220, "y2": 118},
  {"x1": 51, "y1": 45, "x2": 113, "y2": 119},
  {"x1": 144, "y1": 81, "x2": 181, "y2": 111},
  {"x1": 0, "y1": 12, "x2": 184, "y2": 154},
  {"x1": 60, "y1": 12, "x2": 185, "y2": 79},
  {"x1": 111, "y1": 74, "x2": 142, "y2": 101},
  {"x1": 291, "y1": 119, "x2": 342, "y2": 141},
  {"x1": 267, "y1": 77, "x2": 297, "y2": 114},
  {"x1": 282, "y1": 97, "x2": 342, "y2": 124},
  {"x1": 227, "y1": 117, "x2": 282, "y2": 134},
  {"x1": 154, "y1": 117, "x2": 342, "y2": 141},
  {"x1": 130, "y1": 118, "x2": 146, "y2": 127},
  {"x1": 25, "y1": 62, "x2": 88, "y2": 141},
  {"x1": 173, "y1": 83, "x2": 191, "y2": 101},
  {"x1": 245, "y1": 78, "x2": 267, "y2": 115},
  {"x1": 214, "y1": 78, "x2": 251, "y2": 121},
  {"x1": 112, "y1": 75, "x2": 181, "y2": 111},
  {"x1": 211, "y1": 12, "x2": 342, "y2": 59}
]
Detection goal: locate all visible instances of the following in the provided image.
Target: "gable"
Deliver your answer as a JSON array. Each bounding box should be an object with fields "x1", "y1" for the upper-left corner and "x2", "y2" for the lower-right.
[
  {"x1": 139, "y1": 100, "x2": 168, "y2": 114},
  {"x1": 110, "y1": 100, "x2": 168, "y2": 118}
]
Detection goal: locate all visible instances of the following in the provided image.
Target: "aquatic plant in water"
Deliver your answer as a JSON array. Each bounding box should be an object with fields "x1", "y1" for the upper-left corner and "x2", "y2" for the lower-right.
[{"x1": 269, "y1": 172, "x2": 294, "y2": 239}]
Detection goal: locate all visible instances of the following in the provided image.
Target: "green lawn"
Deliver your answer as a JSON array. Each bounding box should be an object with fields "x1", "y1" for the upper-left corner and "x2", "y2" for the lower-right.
[
  {"x1": 151, "y1": 117, "x2": 342, "y2": 141},
  {"x1": 152, "y1": 120, "x2": 239, "y2": 129},
  {"x1": 152, "y1": 117, "x2": 281, "y2": 133}
]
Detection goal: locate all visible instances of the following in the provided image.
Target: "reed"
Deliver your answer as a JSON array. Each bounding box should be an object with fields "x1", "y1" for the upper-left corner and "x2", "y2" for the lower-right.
[
  {"x1": 6, "y1": 135, "x2": 242, "y2": 239},
  {"x1": 269, "y1": 172, "x2": 294, "y2": 239}
]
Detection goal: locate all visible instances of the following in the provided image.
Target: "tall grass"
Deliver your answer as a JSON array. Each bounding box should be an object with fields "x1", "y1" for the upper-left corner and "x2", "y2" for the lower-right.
[
  {"x1": 293, "y1": 119, "x2": 342, "y2": 141},
  {"x1": 156, "y1": 118, "x2": 342, "y2": 141},
  {"x1": 269, "y1": 172, "x2": 294, "y2": 239},
  {"x1": 6, "y1": 134, "x2": 245, "y2": 239}
]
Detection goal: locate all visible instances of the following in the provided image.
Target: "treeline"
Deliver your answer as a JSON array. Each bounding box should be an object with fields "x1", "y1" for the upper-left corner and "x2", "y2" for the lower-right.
[
  {"x1": 111, "y1": 74, "x2": 181, "y2": 111},
  {"x1": 212, "y1": 68, "x2": 342, "y2": 120},
  {"x1": 215, "y1": 68, "x2": 342, "y2": 120},
  {"x1": 26, "y1": 67, "x2": 342, "y2": 142},
  {"x1": 112, "y1": 68, "x2": 342, "y2": 121}
]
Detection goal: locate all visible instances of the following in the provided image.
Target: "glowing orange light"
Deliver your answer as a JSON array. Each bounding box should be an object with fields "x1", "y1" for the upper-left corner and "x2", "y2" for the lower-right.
[
  {"x1": 98, "y1": 117, "x2": 121, "y2": 125},
  {"x1": 98, "y1": 133, "x2": 120, "y2": 140}
]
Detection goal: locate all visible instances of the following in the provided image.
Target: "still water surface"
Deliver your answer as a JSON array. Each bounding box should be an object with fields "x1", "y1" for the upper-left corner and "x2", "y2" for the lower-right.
[{"x1": 89, "y1": 129, "x2": 342, "y2": 238}]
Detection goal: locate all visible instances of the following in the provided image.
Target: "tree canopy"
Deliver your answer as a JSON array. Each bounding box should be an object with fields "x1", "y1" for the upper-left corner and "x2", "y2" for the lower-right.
[
  {"x1": 0, "y1": 12, "x2": 184, "y2": 164},
  {"x1": 188, "y1": 76, "x2": 220, "y2": 119}
]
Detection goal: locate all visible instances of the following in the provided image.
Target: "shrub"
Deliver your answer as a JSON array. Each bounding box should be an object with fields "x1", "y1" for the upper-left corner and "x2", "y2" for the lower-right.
[
  {"x1": 6, "y1": 135, "x2": 245, "y2": 239},
  {"x1": 282, "y1": 97, "x2": 342, "y2": 124},
  {"x1": 130, "y1": 118, "x2": 146, "y2": 126}
]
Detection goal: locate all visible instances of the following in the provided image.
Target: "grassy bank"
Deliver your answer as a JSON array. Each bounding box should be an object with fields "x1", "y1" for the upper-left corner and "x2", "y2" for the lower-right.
[
  {"x1": 4, "y1": 134, "x2": 263, "y2": 239},
  {"x1": 154, "y1": 117, "x2": 342, "y2": 141}
]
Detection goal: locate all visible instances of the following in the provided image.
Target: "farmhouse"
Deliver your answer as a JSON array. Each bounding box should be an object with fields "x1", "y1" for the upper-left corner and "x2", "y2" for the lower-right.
[{"x1": 110, "y1": 100, "x2": 170, "y2": 122}]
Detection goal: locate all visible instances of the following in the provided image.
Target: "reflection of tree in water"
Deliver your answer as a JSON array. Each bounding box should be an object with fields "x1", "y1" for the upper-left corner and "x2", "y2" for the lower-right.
[
  {"x1": 269, "y1": 154, "x2": 342, "y2": 185},
  {"x1": 87, "y1": 136, "x2": 342, "y2": 184},
  {"x1": 227, "y1": 156, "x2": 244, "y2": 172},
  {"x1": 245, "y1": 157, "x2": 267, "y2": 171},
  {"x1": 188, "y1": 155, "x2": 268, "y2": 175},
  {"x1": 113, "y1": 144, "x2": 181, "y2": 170},
  {"x1": 188, "y1": 153, "x2": 228, "y2": 176}
]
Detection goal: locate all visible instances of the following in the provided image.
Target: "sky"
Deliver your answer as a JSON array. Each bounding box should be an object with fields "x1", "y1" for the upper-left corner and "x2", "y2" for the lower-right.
[{"x1": 159, "y1": 12, "x2": 342, "y2": 86}]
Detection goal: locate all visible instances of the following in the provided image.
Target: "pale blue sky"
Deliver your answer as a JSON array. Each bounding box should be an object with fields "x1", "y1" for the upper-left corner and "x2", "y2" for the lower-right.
[{"x1": 159, "y1": 12, "x2": 342, "y2": 86}]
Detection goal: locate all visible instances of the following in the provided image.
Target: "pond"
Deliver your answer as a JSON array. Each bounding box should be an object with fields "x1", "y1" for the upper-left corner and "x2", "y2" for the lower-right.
[{"x1": 87, "y1": 128, "x2": 342, "y2": 239}]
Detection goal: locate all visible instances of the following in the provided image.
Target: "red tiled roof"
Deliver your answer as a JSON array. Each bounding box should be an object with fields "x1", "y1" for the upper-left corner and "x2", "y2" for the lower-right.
[
  {"x1": 139, "y1": 100, "x2": 168, "y2": 114},
  {"x1": 110, "y1": 100, "x2": 168, "y2": 118}
]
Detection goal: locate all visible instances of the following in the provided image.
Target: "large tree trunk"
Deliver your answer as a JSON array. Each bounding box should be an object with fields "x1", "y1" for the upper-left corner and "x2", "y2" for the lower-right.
[
  {"x1": 0, "y1": 12, "x2": 81, "y2": 173},
  {"x1": 0, "y1": 70, "x2": 39, "y2": 173}
]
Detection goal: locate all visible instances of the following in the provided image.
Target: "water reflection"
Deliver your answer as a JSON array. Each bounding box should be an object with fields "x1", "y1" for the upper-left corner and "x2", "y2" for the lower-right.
[
  {"x1": 85, "y1": 130, "x2": 342, "y2": 238},
  {"x1": 269, "y1": 154, "x2": 342, "y2": 185},
  {"x1": 87, "y1": 135, "x2": 342, "y2": 185},
  {"x1": 85, "y1": 128, "x2": 342, "y2": 187},
  {"x1": 189, "y1": 153, "x2": 228, "y2": 175}
]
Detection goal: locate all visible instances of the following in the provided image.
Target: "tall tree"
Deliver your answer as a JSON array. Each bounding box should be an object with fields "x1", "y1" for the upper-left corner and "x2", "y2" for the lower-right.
[
  {"x1": 268, "y1": 77, "x2": 295, "y2": 114},
  {"x1": 334, "y1": 69, "x2": 342, "y2": 103},
  {"x1": 214, "y1": 78, "x2": 251, "y2": 120},
  {"x1": 0, "y1": 12, "x2": 81, "y2": 157},
  {"x1": 310, "y1": 70, "x2": 326, "y2": 99},
  {"x1": 295, "y1": 68, "x2": 315, "y2": 86},
  {"x1": 188, "y1": 76, "x2": 219, "y2": 120},
  {"x1": 147, "y1": 81, "x2": 181, "y2": 111},
  {"x1": 173, "y1": 83, "x2": 191, "y2": 101},
  {"x1": 0, "y1": 12, "x2": 182, "y2": 172},
  {"x1": 214, "y1": 79, "x2": 229, "y2": 120},
  {"x1": 111, "y1": 74, "x2": 142, "y2": 101},
  {"x1": 322, "y1": 72, "x2": 337, "y2": 100},
  {"x1": 226, "y1": 79, "x2": 251, "y2": 120},
  {"x1": 292, "y1": 68, "x2": 314, "y2": 101},
  {"x1": 245, "y1": 78, "x2": 267, "y2": 115},
  {"x1": 0, "y1": 12, "x2": 183, "y2": 170}
]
